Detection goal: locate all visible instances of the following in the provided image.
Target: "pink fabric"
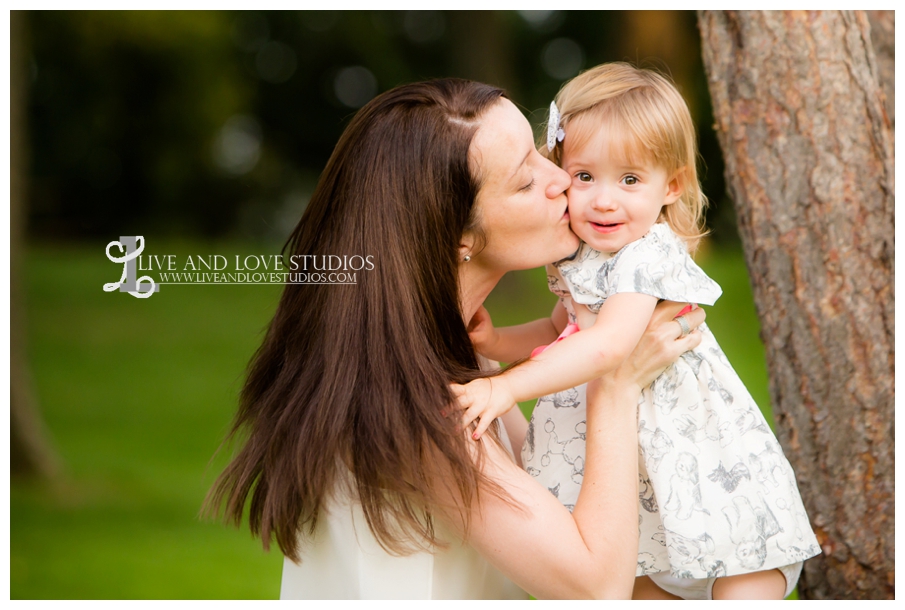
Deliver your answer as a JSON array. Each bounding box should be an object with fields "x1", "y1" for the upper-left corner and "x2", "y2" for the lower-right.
[
  {"x1": 530, "y1": 322, "x2": 580, "y2": 358},
  {"x1": 676, "y1": 303, "x2": 695, "y2": 317}
]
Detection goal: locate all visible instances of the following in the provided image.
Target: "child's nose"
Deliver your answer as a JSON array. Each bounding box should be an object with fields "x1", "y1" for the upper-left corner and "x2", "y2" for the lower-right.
[{"x1": 592, "y1": 190, "x2": 617, "y2": 211}]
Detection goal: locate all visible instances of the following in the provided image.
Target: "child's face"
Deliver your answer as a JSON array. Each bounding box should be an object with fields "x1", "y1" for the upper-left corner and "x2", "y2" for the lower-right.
[{"x1": 561, "y1": 129, "x2": 682, "y2": 253}]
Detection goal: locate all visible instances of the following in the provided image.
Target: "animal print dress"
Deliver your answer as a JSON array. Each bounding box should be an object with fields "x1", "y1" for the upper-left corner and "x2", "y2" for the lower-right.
[{"x1": 520, "y1": 223, "x2": 820, "y2": 579}]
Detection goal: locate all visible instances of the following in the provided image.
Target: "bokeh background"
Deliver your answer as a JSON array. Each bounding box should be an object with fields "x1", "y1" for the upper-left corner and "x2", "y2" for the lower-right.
[{"x1": 11, "y1": 10, "x2": 773, "y2": 599}]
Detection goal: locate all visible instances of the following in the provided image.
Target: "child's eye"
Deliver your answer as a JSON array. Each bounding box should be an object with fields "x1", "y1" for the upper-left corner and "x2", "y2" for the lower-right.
[
  {"x1": 622, "y1": 175, "x2": 639, "y2": 186},
  {"x1": 576, "y1": 172, "x2": 593, "y2": 183}
]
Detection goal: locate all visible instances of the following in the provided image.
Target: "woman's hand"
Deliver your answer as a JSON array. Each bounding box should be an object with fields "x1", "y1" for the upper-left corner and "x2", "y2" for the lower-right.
[{"x1": 609, "y1": 301, "x2": 705, "y2": 394}]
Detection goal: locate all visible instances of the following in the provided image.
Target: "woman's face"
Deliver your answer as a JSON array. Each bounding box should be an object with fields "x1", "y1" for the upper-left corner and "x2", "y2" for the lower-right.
[{"x1": 468, "y1": 99, "x2": 579, "y2": 272}]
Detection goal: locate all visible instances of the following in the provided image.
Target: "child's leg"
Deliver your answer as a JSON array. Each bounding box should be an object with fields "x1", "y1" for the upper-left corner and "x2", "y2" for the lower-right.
[
  {"x1": 711, "y1": 569, "x2": 786, "y2": 600},
  {"x1": 645, "y1": 564, "x2": 802, "y2": 599},
  {"x1": 632, "y1": 576, "x2": 682, "y2": 600}
]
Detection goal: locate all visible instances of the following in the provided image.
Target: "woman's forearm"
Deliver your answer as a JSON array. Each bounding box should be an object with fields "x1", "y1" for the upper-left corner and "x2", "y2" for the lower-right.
[
  {"x1": 570, "y1": 377, "x2": 642, "y2": 598},
  {"x1": 489, "y1": 317, "x2": 560, "y2": 363},
  {"x1": 456, "y1": 303, "x2": 704, "y2": 598},
  {"x1": 459, "y1": 379, "x2": 641, "y2": 599}
]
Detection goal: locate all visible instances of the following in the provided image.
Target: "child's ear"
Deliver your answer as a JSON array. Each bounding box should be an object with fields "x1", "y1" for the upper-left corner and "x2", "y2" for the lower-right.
[{"x1": 663, "y1": 167, "x2": 686, "y2": 206}]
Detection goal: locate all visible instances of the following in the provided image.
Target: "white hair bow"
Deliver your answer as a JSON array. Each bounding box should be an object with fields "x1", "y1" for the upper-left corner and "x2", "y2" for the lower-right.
[{"x1": 546, "y1": 101, "x2": 566, "y2": 152}]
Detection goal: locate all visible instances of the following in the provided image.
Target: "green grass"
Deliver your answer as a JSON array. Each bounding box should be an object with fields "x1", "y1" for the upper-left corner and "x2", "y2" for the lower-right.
[
  {"x1": 11, "y1": 239, "x2": 773, "y2": 599},
  {"x1": 12, "y1": 240, "x2": 285, "y2": 599}
]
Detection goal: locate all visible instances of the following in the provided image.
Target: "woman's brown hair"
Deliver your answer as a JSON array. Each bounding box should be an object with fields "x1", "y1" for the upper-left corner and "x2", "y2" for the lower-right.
[{"x1": 205, "y1": 79, "x2": 508, "y2": 562}]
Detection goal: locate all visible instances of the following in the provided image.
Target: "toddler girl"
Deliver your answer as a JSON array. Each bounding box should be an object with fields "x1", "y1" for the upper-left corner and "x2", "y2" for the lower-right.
[{"x1": 457, "y1": 63, "x2": 820, "y2": 599}]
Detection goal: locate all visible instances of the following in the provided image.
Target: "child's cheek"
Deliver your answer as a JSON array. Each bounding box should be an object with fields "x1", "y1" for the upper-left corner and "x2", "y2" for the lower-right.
[
  {"x1": 566, "y1": 191, "x2": 590, "y2": 227},
  {"x1": 565, "y1": 190, "x2": 582, "y2": 217},
  {"x1": 566, "y1": 194, "x2": 581, "y2": 232}
]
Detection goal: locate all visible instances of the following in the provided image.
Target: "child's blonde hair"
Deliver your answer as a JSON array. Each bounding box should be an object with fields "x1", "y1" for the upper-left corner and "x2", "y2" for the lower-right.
[{"x1": 543, "y1": 62, "x2": 708, "y2": 251}]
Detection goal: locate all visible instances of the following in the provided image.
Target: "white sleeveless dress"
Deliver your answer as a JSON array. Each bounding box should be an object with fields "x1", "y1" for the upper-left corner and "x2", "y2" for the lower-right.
[{"x1": 280, "y1": 423, "x2": 528, "y2": 600}]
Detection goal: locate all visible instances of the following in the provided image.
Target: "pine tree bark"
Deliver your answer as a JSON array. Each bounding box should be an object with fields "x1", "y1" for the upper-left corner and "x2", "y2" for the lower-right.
[
  {"x1": 866, "y1": 11, "x2": 894, "y2": 129},
  {"x1": 697, "y1": 11, "x2": 893, "y2": 600},
  {"x1": 11, "y1": 10, "x2": 61, "y2": 480}
]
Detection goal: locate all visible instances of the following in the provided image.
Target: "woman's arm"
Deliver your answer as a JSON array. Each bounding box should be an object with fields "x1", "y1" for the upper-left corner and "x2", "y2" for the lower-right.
[
  {"x1": 499, "y1": 405, "x2": 528, "y2": 469},
  {"x1": 467, "y1": 379, "x2": 641, "y2": 599},
  {"x1": 469, "y1": 302, "x2": 567, "y2": 363},
  {"x1": 443, "y1": 302, "x2": 705, "y2": 599}
]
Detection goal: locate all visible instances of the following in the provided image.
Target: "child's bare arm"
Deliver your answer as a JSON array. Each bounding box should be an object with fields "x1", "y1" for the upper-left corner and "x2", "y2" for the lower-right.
[
  {"x1": 458, "y1": 293, "x2": 659, "y2": 438},
  {"x1": 468, "y1": 302, "x2": 566, "y2": 363}
]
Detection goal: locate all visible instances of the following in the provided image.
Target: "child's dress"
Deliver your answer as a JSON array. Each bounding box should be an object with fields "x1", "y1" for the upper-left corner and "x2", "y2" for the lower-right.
[{"x1": 520, "y1": 223, "x2": 821, "y2": 579}]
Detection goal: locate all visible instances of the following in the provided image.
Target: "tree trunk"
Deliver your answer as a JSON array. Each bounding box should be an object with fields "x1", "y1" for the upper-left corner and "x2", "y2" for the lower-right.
[
  {"x1": 11, "y1": 10, "x2": 61, "y2": 480},
  {"x1": 697, "y1": 11, "x2": 893, "y2": 600},
  {"x1": 866, "y1": 11, "x2": 894, "y2": 129}
]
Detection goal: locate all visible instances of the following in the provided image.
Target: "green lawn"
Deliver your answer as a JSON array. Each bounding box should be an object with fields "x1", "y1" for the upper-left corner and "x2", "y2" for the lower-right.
[
  {"x1": 12, "y1": 240, "x2": 285, "y2": 599},
  {"x1": 11, "y1": 239, "x2": 773, "y2": 599}
]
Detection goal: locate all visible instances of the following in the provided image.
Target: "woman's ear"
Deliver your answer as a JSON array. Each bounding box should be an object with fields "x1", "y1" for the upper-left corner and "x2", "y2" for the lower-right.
[
  {"x1": 458, "y1": 233, "x2": 476, "y2": 263},
  {"x1": 663, "y1": 167, "x2": 686, "y2": 206}
]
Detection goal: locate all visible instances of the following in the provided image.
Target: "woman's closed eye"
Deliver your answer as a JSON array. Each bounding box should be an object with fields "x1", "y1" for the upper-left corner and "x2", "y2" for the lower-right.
[{"x1": 520, "y1": 178, "x2": 536, "y2": 192}]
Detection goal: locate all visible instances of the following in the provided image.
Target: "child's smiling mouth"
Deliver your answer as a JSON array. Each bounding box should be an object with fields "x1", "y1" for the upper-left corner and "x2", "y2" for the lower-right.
[{"x1": 589, "y1": 221, "x2": 623, "y2": 233}]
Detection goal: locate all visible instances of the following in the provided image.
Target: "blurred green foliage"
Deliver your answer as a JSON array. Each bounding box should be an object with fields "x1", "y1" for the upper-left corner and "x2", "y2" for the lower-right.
[
  {"x1": 11, "y1": 240, "x2": 770, "y2": 599},
  {"x1": 26, "y1": 10, "x2": 736, "y2": 245}
]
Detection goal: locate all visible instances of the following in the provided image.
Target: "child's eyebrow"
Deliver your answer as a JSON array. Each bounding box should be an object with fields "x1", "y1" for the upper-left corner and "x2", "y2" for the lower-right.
[
  {"x1": 608, "y1": 157, "x2": 650, "y2": 172},
  {"x1": 561, "y1": 154, "x2": 590, "y2": 168}
]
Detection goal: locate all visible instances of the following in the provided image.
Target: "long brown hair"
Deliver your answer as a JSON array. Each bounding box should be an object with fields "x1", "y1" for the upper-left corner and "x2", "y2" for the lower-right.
[{"x1": 206, "y1": 79, "x2": 508, "y2": 562}]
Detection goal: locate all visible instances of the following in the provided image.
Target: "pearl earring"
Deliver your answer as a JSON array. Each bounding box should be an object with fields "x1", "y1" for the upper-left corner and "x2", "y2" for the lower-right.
[{"x1": 463, "y1": 255, "x2": 471, "y2": 262}]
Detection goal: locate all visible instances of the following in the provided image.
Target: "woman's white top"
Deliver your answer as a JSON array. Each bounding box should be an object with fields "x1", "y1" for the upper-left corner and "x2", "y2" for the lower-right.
[{"x1": 280, "y1": 422, "x2": 528, "y2": 599}]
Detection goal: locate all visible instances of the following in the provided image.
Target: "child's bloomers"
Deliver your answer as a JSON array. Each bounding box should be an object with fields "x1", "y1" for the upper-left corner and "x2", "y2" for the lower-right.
[{"x1": 522, "y1": 222, "x2": 821, "y2": 579}]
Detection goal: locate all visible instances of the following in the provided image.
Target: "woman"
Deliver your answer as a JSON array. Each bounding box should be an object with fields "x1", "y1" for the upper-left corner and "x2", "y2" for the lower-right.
[{"x1": 206, "y1": 79, "x2": 704, "y2": 599}]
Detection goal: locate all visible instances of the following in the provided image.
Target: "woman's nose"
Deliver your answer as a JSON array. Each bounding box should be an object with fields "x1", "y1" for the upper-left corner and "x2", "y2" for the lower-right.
[{"x1": 544, "y1": 163, "x2": 571, "y2": 200}]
